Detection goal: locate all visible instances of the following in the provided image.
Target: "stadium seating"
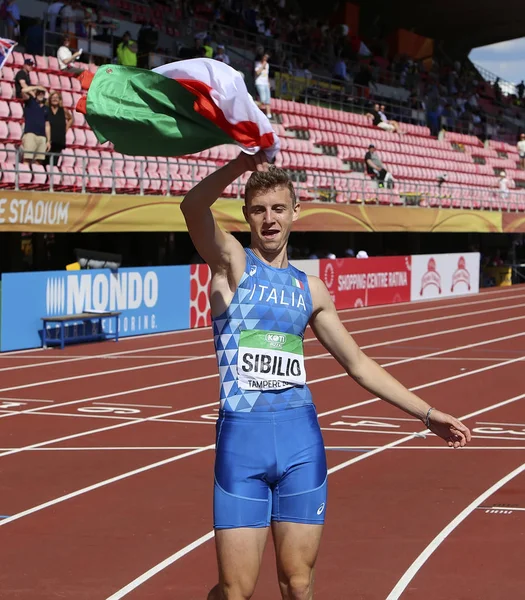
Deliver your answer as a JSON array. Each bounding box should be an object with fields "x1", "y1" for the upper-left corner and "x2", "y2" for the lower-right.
[{"x1": 1, "y1": 50, "x2": 525, "y2": 211}]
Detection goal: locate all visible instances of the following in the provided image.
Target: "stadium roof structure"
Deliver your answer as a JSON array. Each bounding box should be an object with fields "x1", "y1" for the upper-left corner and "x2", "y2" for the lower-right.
[{"x1": 325, "y1": 0, "x2": 525, "y2": 53}]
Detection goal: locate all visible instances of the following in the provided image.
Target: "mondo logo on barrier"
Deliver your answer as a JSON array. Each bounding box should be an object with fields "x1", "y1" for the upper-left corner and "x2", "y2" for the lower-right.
[
  {"x1": 0, "y1": 266, "x2": 190, "y2": 351},
  {"x1": 410, "y1": 253, "x2": 480, "y2": 301},
  {"x1": 320, "y1": 256, "x2": 411, "y2": 310}
]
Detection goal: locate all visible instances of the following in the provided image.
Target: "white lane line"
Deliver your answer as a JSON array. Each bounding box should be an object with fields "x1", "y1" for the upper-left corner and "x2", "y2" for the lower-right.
[
  {"x1": 1, "y1": 311, "x2": 524, "y2": 396},
  {"x1": 385, "y1": 463, "x2": 525, "y2": 599},
  {"x1": 0, "y1": 445, "x2": 215, "y2": 528},
  {"x1": 0, "y1": 349, "x2": 522, "y2": 531},
  {"x1": 315, "y1": 332, "x2": 525, "y2": 417},
  {"x1": 104, "y1": 391, "x2": 525, "y2": 599},
  {"x1": 105, "y1": 532, "x2": 217, "y2": 600},
  {"x1": 94, "y1": 402, "x2": 172, "y2": 409},
  {"x1": 1, "y1": 331, "x2": 523, "y2": 463},
  {"x1": 0, "y1": 447, "x2": 205, "y2": 451},
  {"x1": 477, "y1": 421, "x2": 525, "y2": 427},
  {"x1": 2, "y1": 445, "x2": 523, "y2": 452},
  {"x1": 0, "y1": 398, "x2": 220, "y2": 459},
  {"x1": 325, "y1": 446, "x2": 525, "y2": 451},
  {"x1": 1, "y1": 293, "x2": 523, "y2": 376},
  {"x1": 0, "y1": 397, "x2": 53, "y2": 403}
]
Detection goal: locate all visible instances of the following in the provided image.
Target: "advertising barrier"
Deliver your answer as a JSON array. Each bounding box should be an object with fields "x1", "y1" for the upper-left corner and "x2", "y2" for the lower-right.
[
  {"x1": 0, "y1": 266, "x2": 190, "y2": 351},
  {"x1": 410, "y1": 253, "x2": 480, "y2": 301},
  {"x1": 0, "y1": 253, "x2": 482, "y2": 351},
  {"x1": 320, "y1": 256, "x2": 412, "y2": 309}
]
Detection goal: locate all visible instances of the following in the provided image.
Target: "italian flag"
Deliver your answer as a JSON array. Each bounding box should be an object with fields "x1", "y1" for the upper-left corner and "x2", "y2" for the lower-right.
[
  {"x1": 291, "y1": 276, "x2": 304, "y2": 290},
  {"x1": 76, "y1": 59, "x2": 280, "y2": 160}
]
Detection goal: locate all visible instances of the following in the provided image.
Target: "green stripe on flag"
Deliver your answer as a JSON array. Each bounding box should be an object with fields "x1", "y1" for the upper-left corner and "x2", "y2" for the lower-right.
[{"x1": 84, "y1": 65, "x2": 232, "y2": 156}]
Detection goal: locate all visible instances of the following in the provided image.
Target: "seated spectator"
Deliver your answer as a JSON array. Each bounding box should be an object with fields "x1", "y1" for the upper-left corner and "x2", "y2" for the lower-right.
[
  {"x1": 367, "y1": 103, "x2": 401, "y2": 133},
  {"x1": 21, "y1": 86, "x2": 50, "y2": 165},
  {"x1": 14, "y1": 59, "x2": 35, "y2": 99},
  {"x1": 45, "y1": 91, "x2": 73, "y2": 166},
  {"x1": 379, "y1": 103, "x2": 403, "y2": 134},
  {"x1": 517, "y1": 133, "x2": 525, "y2": 169},
  {"x1": 364, "y1": 144, "x2": 393, "y2": 187},
  {"x1": 214, "y1": 45, "x2": 230, "y2": 65},
  {"x1": 116, "y1": 31, "x2": 138, "y2": 67},
  {"x1": 57, "y1": 36, "x2": 84, "y2": 75}
]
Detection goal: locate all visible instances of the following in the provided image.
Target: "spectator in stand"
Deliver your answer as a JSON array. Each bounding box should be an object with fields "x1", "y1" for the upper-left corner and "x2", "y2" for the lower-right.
[
  {"x1": 2, "y1": 0, "x2": 20, "y2": 40},
  {"x1": 57, "y1": 36, "x2": 84, "y2": 75},
  {"x1": 21, "y1": 86, "x2": 50, "y2": 165},
  {"x1": 367, "y1": 103, "x2": 402, "y2": 134},
  {"x1": 45, "y1": 91, "x2": 73, "y2": 166},
  {"x1": 254, "y1": 52, "x2": 271, "y2": 119},
  {"x1": 213, "y1": 44, "x2": 230, "y2": 65},
  {"x1": 517, "y1": 133, "x2": 525, "y2": 169},
  {"x1": 379, "y1": 104, "x2": 403, "y2": 133},
  {"x1": 14, "y1": 59, "x2": 35, "y2": 99},
  {"x1": 364, "y1": 143, "x2": 393, "y2": 187},
  {"x1": 498, "y1": 170, "x2": 510, "y2": 199},
  {"x1": 116, "y1": 31, "x2": 137, "y2": 67}
]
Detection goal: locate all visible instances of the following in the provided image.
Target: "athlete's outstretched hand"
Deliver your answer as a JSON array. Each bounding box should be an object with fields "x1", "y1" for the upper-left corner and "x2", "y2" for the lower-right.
[
  {"x1": 426, "y1": 409, "x2": 472, "y2": 448},
  {"x1": 235, "y1": 150, "x2": 271, "y2": 173}
]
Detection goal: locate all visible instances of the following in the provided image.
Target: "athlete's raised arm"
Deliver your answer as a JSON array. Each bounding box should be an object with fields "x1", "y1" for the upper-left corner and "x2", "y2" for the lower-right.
[
  {"x1": 180, "y1": 151, "x2": 269, "y2": 274},
  {"x1": 307, "y1": 276, "x2": 472, "y2": 448}
]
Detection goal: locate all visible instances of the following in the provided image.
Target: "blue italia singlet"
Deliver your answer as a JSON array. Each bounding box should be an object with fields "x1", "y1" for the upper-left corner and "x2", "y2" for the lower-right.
[{"x1": 212, "y1": 248, "x2": 314, "y2": 412}]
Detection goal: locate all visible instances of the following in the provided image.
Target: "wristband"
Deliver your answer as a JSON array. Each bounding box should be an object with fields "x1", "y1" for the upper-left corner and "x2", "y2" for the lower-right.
[{"x1": 425, "y1": 407, "x2": 434, "y2": 429}]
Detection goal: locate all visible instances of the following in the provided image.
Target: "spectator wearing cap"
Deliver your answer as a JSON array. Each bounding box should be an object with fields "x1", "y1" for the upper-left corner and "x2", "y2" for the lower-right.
[
  {"x1": 498, "y1": 171, "x2": 510, "y2": 200},
  {"x1": 214, "y1": 45, "x2": 230, "y2": 65},
  {"x1": 57, "y1": 36, "x2": 84, "y2": 74},
  {"x1": 14, "y1": 59, "x2": 35, "y2": 99},
  {"x1": 116, "y1": 31, "x2": 138, "y2": 67},
  {"x1": 21, "y1": 86, "x2": 50, "y2": 165}
]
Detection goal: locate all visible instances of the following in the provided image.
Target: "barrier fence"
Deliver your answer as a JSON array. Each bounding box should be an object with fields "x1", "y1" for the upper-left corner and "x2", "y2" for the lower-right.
[
  {"x1": 0, "y1": 252, "x2": 481, "y2": 351},
  {"x1": 1, "y1": 149, "x2": 523, "y2": 213}
]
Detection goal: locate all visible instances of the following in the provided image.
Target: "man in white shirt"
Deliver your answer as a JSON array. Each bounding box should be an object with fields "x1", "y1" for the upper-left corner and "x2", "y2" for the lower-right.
[
  {"x1": 254, "y1": 52, "x2": 271, "y2": 118},
  {"x1": 517, "y1": 133, "x2": 525, "y2": 169},
  {"x1": 57, "y1": 36, "x2": 84, "y2": 75}
]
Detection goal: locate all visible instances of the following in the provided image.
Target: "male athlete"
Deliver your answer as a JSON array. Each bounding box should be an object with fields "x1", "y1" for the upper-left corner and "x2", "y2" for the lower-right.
[{"x1": 181, "y1": 151, "x2": 471, "y2": 600}]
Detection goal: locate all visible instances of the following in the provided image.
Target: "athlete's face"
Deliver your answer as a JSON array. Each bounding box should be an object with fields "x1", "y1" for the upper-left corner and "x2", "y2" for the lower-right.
[{"x1": 243, "y1": 186, "x2": 300, "y2": 253}]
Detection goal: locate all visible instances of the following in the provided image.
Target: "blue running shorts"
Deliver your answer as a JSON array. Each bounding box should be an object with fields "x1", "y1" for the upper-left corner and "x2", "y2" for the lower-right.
[{"x1": 213, "y1": 404, "x2": 328, "y2": 529}]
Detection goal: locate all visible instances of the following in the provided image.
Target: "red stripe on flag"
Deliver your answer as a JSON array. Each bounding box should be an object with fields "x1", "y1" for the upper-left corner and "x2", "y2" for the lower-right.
[{"x1": 176, "y1": 78, "x2": 275, "y2": 150}]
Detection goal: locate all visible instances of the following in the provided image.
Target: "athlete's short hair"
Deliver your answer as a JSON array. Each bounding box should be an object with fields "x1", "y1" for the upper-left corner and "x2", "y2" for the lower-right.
[{"x1": 244, "y1": 166, "x2": 297, "y2": 206}]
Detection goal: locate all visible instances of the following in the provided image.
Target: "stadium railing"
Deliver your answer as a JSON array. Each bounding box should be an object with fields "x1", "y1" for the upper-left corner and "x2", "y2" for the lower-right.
[{"x1": 1, "y1": 147, "x2": 523, "y2": 212}]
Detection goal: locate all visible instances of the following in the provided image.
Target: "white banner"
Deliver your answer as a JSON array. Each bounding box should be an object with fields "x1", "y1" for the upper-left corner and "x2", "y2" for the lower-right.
[
  {"x1": 410, "y1": 252, "x2": 480, "y2": 301},
  {"x1": 290, "y1": 259, "x2": 320, "y2": 278}
]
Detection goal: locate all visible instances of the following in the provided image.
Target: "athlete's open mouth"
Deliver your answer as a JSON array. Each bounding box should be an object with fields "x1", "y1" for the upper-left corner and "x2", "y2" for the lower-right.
[{"x1": 262, "y1": 229, "x2": 280, "y2": 239}]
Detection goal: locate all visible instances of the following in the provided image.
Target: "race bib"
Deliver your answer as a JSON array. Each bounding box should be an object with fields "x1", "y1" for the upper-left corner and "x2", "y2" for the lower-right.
[{"x1": 237, "y1": 329, "x2": 306, "y2": 391}]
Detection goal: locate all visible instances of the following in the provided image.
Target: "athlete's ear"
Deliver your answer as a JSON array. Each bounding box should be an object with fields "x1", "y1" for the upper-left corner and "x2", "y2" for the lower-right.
[
  {"x1": 242, "y1": 202, "x2": 248, "y2": 223},
  {"x1": 292, "y1": 200, "x2": 301, "y2": 222}
]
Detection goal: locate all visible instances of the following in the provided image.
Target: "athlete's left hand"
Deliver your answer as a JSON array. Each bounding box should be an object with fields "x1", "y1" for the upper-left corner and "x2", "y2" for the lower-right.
[{"x1": 426, "y1": 409, "x2": 472, "y2": 448}]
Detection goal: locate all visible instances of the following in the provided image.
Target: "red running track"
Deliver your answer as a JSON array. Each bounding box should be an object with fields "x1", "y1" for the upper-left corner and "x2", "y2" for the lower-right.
[{"x1": 0, "y1": 285, "x2": 524, "y2": 599}]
